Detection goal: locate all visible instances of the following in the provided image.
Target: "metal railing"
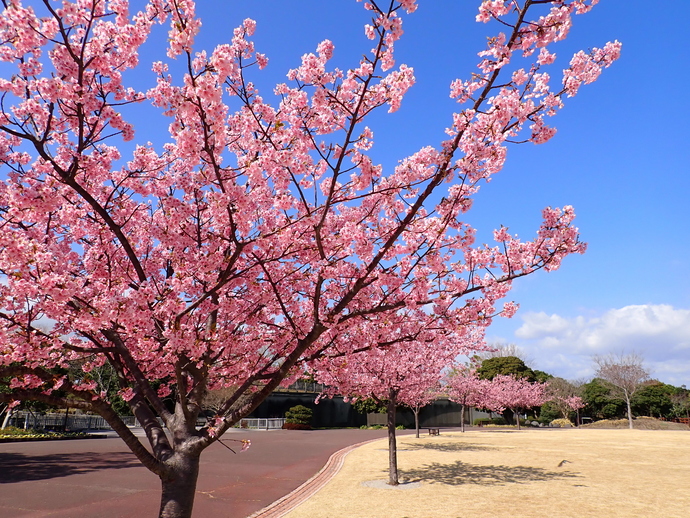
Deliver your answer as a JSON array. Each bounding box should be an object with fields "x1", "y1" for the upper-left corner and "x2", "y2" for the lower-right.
[
  {"x1": 6, "y1": 412, "x2": 287, "y2": 432},
  {"x1": 238, "y1": 418, "x2": 285, "y2": 430},
  {"x1": 274, "y1": 381, "x2": 326, "y2": 394},
  {"x1": 7, "y1": 411, "x2": 136, "y2": 431}
]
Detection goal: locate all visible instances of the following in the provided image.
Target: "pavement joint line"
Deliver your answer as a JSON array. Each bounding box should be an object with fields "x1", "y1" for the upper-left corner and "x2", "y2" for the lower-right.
[{"x1": 247, "y1": 436, "x2": 383, "y2": 518}]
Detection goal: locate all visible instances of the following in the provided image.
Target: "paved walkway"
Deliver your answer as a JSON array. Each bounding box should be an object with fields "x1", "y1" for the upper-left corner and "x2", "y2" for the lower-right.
[{"x1": 0, "y1": 428, "x2": 402, "y2": 518}]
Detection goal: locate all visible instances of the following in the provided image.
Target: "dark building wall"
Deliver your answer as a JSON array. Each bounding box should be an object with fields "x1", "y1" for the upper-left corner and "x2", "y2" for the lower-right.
[
  {"x1": 251, "y1": 393, "x2": 483, "y2": 428},
  {"x1": 250, "y1": 393, "x2": 367, "y2": 428},
  {"x1": 393, "y1": 399, "x2": 465, "y2": 428}
]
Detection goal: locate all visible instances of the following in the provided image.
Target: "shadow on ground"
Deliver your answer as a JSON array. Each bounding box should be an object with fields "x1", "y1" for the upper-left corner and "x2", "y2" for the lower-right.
[
  {"x1": 0, "y1": 451, "x2": 140, "y2": 483},
  {"x1": 403, "y1": 442, "x2": 497, "y2": 453},
  {"x1": 402, "y1": 461, "x2": 580, "y2": 486}
]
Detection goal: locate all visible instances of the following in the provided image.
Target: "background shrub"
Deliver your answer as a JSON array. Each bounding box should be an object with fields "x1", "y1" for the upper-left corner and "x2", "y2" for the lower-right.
[
  {"x1": 285, "y1": 405, "x2": 313, "y2": 427},
  {"x1": 0, "y1": 426, "x2": 43, "y2": 436}
]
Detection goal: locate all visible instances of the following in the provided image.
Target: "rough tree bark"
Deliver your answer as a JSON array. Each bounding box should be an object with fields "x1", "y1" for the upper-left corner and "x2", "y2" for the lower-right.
[{"x1": 158, "y1": 452, "x2": 201, "y2": 518}]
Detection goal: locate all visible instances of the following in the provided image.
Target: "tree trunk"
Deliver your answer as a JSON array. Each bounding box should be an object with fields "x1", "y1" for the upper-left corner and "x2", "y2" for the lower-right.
[
  {"x1": 1, "y1": 408, "x2": 12, "y2": 429},
  {"x1": 413, "y1": 407, "x2": 420, "y2": 438},
  {"x1": 460, "y1": 404, "x2": 465, "y2": 433},
  {"x1": 158, "y1": 452, "x2": 201, "y2": 518},
  {"x1": 514, "y1": 409, "x2": 521, "y2": 430},
  {"x1": 625, "y1": 393, "x2": 634, "y2": 429},
  {"x1": 387, "y1": 390, "x2": 399, "y2": 486}
]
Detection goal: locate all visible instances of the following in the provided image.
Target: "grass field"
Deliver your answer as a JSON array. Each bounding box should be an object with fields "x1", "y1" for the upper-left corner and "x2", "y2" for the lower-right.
[{"x1": 285, "y1": 428, "x2": 690, "y2": 518}]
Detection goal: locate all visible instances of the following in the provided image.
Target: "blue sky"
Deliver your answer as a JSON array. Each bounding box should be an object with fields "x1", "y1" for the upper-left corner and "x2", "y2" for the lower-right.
[
  {"x1": 13, "y1": 1, "x2": 688, "y2": 386},
  {"x1": 163, "y1": 1, "x2": 688, "y2": 386}
]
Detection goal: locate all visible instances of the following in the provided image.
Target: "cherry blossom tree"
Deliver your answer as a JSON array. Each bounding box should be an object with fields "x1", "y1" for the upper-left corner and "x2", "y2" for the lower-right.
[
  {"x1": 562, "y1": 395, "x2": 585, "y2": 425},
  {"x1": 446, "y1": 365, "x2": 499, "y2": 432},
  {"x1": 312, "y1": 316, "x2": 471, "y2": 485},
  {"x1": 401, "y1": 378, "x2": 442, "y2": 439},
  {"x1": 0, "y1": 1, "x2": 619, "y2": 516},
  {"x1": 546, "y1": 376, "x2": 585, "y2": 424},
  {"x1": 489, "y1": 374, "x2": 547, "y2": 429}
]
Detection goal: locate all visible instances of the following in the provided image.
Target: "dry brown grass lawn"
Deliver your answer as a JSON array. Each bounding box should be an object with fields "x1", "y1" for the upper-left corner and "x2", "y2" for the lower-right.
[{"x1": 284, "y1": 428, "x2": 690, "y2": 518}]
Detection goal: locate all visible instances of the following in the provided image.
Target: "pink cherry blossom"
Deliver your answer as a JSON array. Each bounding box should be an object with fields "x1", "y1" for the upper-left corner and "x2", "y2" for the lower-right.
[
  {"x1": 446, "y1": 365, "x2": 497, "y2": 432},
  {"x1": 0, "y1": 1, "x2": 619, "y2": 514},
  {"x1": 485, "y1": 374, "x2": 548, "y2": 429}
]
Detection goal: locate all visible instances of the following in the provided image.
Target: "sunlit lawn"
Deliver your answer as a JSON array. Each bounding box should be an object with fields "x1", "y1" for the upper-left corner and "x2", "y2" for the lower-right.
[{"x1": 285, "y1": 428, "x2": 690, "y2": 518}]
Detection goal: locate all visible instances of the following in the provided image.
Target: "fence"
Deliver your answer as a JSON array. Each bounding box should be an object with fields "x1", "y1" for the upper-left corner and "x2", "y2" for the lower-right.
[
  {"x1": 366, "y1": 413, "x2": 387, "y2": 426},
  {"x1": 274, "y1": 381, "x2": 326, "y2": 394},
  {"x1": 238, "y1": 418, "x2": 286, "y2": 430},
  {"x1": 7, "y1": 411, "x2": 137, "y2": 431},
  {"x1": 6, "y1": 412, "x2": 286, "y2": 431}
]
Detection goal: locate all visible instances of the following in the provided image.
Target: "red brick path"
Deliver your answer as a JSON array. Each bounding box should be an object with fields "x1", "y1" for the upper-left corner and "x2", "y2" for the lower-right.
[{"x1": 0, "y1": 429, "x2": 397, "y2": 518}]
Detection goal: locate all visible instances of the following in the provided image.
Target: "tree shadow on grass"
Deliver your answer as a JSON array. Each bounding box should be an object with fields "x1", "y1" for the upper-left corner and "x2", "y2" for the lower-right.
[
  {"x1": 403, "y1": 442, "x2": 497, "y2": 453},
  {"x1": 402, "y1": 461, "x2": 580, "y2": 486},
  {"x1": 0, "y1": 451, "x2": 141, "y2": 483}
]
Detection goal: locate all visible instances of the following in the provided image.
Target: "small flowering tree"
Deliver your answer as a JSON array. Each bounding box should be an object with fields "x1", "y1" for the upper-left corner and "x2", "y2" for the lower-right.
[
  {"x1": 489, "y1": 374, "x2": 548, "y2": 429},
  {"x1": 562, "y1": 395, "x2": 585, "y2": 425},
  {"x1": 446, "y1": 365, "x2": 499, "y2": 432},
  {"x1": 400, "y1": 378, "x2": 442, "y2": 439},
  {"x1": 0, "y1": 1, "x2": 619, "y2": 516},
  {"x1": 546, "y1": 377, "x2": 585, "y2": 424},
  {"x1": 313, "y1": 317, "x2": 473, "y2": 485}
]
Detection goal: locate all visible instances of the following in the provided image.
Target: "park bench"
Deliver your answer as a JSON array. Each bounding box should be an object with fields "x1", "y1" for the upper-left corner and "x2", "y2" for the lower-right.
[{"x1": 427, "y1": 427, "x2": 440, "y2": 436}]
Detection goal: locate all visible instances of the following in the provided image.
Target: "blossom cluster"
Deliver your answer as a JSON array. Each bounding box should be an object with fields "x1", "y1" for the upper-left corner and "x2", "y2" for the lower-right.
[{"x1": 0, "y1": 1, "x2": 617, "y2": 447}]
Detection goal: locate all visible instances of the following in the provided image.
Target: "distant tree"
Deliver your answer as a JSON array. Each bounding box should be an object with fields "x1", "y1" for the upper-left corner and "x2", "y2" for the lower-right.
[
  {"x1": 593, "y1": 353, "x2": 650, "y2": 429},
  {"x1": 474, "y1": 343, "x2": 533, "y2": 366},
  {"x1": 446, "y1": 366, "x2": 497, "y2": 432},
  {"x1": 201, "y1": 387, "x2": 237, "y2": 416},
  {"x1": 581, "y1": 378, "x2": 626, "y2": 420},
  {"x1": 312, "y1": 322, "x2": 472, "y2": 486},
  {"x1": 476, "y1": 356, "x2": 549, "y2": 423},
  {"x1": 399, "y1": 380, "x2": 441, "y2": 439},
  {"x1": 538, "y1": 401, "x2": 562, "y2": 423},
  {"x1": 477, "y1": 356, "x2": 535, "y2": 382},
  {"x1": 546, "y1": 377, "x2": 585, "y2": 423},
  {"x1": 351, "y1": 397, "x2": 387, "y2": 416},
  {"x1": 631, "y1": 382, "x2": 675, "y2": 419},
  {"x1": 532, "y1": 370, "x2": 553, "y2": 383},
  {"x1": 487, "y1": 374, "x2": 547, "y2": 430},
  {"x1": 82, "y1": 363, "x2": 130, "y2": 416},
  {"x1": 670, "y1": 387, "x2": 690, "y2": 419}
]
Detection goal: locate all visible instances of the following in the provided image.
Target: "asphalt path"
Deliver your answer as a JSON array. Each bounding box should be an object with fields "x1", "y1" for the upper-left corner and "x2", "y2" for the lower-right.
[{"x1": 0, "y1": 428, "x2": 399, "y2": 518}]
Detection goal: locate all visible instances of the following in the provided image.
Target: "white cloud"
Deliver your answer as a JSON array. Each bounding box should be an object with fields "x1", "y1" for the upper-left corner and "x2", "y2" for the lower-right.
[{"x1": 509, "y1": 304, "x2": 690, "y2": 387}]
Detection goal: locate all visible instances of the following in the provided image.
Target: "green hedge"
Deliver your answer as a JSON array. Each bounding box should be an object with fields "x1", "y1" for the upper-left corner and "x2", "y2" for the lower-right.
[
  {"x1": 0, "y1": 426, "x2": 94, "y2": 441},
  {"x1": 285, "y1": 405, "x2": 313, "y2": 426}
]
